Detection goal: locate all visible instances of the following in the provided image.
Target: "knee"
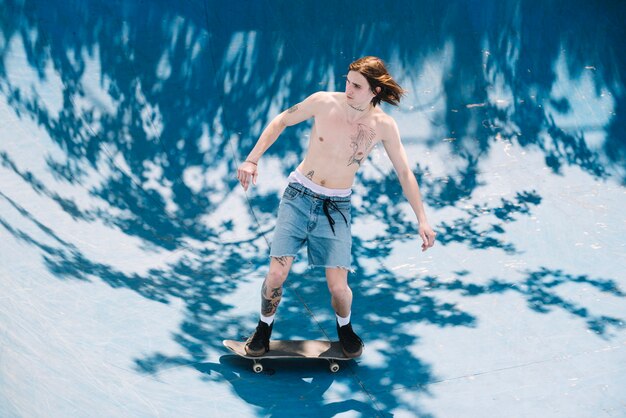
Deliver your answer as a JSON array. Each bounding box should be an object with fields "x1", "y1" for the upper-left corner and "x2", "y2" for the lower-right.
[
  {"x1": 328, "y1": 281, "x2": 350, "y2": 298},
  {"x1": 266, "y1": 267, "x2": 288, "y2": 287}
]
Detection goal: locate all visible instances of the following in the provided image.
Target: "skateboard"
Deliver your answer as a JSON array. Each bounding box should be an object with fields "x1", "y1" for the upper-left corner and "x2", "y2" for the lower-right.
[{"x1": 223, "y1": 339, "x2": 350, "y2": 373}]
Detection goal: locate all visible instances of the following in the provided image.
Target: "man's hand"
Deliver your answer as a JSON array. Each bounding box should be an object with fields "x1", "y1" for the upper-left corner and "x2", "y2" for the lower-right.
[
  {"x1": 237, "y1": 161, "x2": 258, "y2": 191},
  {"x1": 419, "y1": 223, "x2": 436, "y2": 252}
]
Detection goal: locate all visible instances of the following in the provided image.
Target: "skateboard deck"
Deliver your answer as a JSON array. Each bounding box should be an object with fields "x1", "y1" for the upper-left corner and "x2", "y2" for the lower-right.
[{"x1": 223, "y1": 339, "x2": 349, "y2": 373}]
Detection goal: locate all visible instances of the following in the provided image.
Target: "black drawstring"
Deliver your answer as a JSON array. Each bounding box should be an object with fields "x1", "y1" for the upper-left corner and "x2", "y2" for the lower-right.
[
  {"x1": 287, "y1": 185, "x2": 349, "y2": 235},
  {"x1": 322, "y1": 198, "x2": 348, "y2": 235}
]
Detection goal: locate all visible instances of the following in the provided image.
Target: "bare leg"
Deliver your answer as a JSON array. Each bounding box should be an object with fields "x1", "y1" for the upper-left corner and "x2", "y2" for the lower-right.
[
  {"x1": 245, "y1": 256, "x2": 295, "y2": 356},
  {"x1": 327, "y1": 267, "x2": 363, "y2": 357},
  {"x1": 326, "y1": 267, "x2": 352, "y2": 317},
  {"x1": 261, "y1": 256, "x2": 294, "y2": 317}
]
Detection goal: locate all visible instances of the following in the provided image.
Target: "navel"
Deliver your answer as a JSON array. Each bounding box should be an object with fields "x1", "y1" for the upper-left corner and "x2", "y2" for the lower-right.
[
  {"x1": 319, "y1": 136, "x2": 324, "y2": 142},
  {"x1": 321, "y1": 179, "x2": 326, "y2": 186}
]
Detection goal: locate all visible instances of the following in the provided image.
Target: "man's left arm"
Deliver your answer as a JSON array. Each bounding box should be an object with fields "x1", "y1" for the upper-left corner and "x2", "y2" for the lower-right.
[{"x1": 381, "y1": 120, "x2": 436, "y2": 252}]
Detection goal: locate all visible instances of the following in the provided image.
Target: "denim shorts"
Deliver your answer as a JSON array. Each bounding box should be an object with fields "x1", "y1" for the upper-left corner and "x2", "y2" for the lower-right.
[{"x1": 270, "y1": 182, "x2": 353, "y2": 271}]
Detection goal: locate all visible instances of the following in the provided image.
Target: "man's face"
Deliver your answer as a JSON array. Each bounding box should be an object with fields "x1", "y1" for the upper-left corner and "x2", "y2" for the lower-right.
[{"x1": 345, "y1": 70, "x2": 376, "y2": 106}]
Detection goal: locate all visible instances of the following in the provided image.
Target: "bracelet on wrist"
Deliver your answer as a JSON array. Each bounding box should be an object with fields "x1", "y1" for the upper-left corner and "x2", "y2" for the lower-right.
[{"x1": 245, "y1": 160, "x2": 258, "y2": 166}]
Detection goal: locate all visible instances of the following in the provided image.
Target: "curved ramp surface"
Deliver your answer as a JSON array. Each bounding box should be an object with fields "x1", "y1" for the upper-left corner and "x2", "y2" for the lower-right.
[{"x1": 1, "y1": 0, "x2": 625, "y2": 417}]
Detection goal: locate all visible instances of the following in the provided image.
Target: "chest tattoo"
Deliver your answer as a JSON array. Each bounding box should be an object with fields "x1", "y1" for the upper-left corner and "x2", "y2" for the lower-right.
[{"x1": 348, "y1": 123, "x2": 376, "y2": 166}]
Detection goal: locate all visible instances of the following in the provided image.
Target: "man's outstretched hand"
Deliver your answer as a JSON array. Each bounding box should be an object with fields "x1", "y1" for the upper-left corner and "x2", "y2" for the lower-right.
[
  {"x1": 419, "y1": 223, "x2": 437, "y2": 252},
  {"x1": 237, "y1": 161, "x2": 258, "y2": 191}
]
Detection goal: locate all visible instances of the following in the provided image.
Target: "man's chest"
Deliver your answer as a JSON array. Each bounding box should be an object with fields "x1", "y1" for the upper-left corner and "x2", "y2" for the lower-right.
[{"x1": 313, "y1": 113, "x2": 380, "y2": 162}]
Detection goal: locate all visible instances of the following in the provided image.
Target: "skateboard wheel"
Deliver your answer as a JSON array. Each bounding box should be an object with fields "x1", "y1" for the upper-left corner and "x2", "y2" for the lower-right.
[
  {"x1": 253, "y1": 363, "x2": 263, "y2": 373},
  {"x1": 329, "y1": 362, "x2": 340, "y2": 373}
]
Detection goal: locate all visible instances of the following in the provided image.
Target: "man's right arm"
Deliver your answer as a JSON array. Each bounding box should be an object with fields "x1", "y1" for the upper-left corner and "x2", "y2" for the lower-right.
[{"x1": 237, "y1": 92, "x2": 324, "y2": 190}]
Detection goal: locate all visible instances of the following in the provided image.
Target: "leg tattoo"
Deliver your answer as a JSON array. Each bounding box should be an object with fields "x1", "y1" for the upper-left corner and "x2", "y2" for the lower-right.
[
  {"x1": 274, "y1": 256, "x2": 288, "y2": 267},
  {"x1": 261, "y1": 280, "x2": 283, "y2": 316}
]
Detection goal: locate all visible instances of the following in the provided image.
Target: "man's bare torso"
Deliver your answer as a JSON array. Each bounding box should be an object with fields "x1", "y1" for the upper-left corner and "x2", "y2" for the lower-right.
[{"x1": 297, "y1": 92, "x2": 391, "y2": 189}]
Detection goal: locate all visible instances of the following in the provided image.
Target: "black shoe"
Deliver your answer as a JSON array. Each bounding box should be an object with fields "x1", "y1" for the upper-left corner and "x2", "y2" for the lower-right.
[
  {"x1": 337, "y1": 321, "x2": 363, "y2": 358},
  {"x1": 245, "y1": 320, "x2": 273, "y2": 357}
]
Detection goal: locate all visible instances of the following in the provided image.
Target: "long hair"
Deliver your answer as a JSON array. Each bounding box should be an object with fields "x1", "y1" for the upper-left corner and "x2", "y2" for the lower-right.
[{"x1": 349, "y1": 56, "x2": 406, "y2": 107}]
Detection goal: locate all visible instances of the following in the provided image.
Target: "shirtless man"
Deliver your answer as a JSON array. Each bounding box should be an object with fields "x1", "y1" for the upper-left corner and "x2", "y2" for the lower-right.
[{"x1": 237, "y1": 56, "x2": 436, "y2": 358}]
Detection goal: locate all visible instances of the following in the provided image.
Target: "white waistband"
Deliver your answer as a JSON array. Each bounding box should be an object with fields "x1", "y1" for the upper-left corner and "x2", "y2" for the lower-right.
[{"x1": 287, "y1": 170, "x2": 352, "y2": 197}]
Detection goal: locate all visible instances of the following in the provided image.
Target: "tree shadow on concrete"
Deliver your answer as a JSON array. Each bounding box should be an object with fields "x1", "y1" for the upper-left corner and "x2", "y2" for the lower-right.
[
  {"x1": 1, "y1": 0, "x2": 625, "y2": 416},
  {"x1": 423, "y1": 267, "x2": 625, "y2": 339}
]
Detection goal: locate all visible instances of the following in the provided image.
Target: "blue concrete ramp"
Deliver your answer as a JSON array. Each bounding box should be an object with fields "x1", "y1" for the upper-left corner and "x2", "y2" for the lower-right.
[{"x1": 1, "y1": 1, "x2": 625, "y2": 417}]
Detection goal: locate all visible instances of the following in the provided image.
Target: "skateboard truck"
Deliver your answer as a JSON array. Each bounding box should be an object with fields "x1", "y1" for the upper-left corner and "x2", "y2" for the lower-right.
[{"x1": 250, "y1": 356, "x2": 341, "y2": 373}]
